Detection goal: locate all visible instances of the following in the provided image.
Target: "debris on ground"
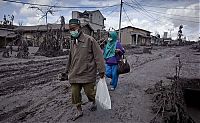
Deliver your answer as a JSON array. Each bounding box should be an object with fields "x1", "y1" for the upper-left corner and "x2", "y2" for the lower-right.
[
  {"x1": 16, "y1": 41, "x2": 29, "y2": 59},
  {"x1": 146, "y1": 78, "x2": 200, "y2": 123}
]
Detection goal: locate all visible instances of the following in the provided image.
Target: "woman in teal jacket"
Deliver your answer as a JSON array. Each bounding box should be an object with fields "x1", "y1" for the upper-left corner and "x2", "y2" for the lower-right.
[{"x1": 103, "y1": 31, "x2": 125, "y2": 91}]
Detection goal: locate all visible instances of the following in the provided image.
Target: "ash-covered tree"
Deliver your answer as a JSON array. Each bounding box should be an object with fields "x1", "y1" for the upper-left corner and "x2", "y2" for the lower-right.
[
  {"x1": 29, "y1": 6, "x2": 66, "y2": 57},
  {"x1": 177, "y1": 25, "x2": 183, "y2": 45},
  {"x1": 0, "y1": 14, "x2": 15, "y2": 28}
]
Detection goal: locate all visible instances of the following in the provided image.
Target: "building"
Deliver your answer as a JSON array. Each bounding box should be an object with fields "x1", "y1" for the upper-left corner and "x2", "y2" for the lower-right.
[
  {"x1": 119, "y1": 26, "x2": 151, "y2": 46},
  {"x1": 0, "y1": 28, "x2": 17, "y2": 48},
  {"x1": 14, "y1": 23, "x2": 94, "y2": 47},
  {"x1": 72, "y1": 10, "x2": 106, "y2": 32},
  {"x1": 151, "y1": 35, "x2": 158, "y2": 45},
  {"x1": 161, "y1": 32, "x2": 181, "y2": 46},
  {"x1": 163, "y1": 32, "x2": 168, "y2": 39}
]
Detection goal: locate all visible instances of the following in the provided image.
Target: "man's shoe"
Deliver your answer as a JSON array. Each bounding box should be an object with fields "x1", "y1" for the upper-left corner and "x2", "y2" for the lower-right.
[
  {"x1": 72, "y1": 110, "x2": 83, "y2": 121},
  {"x1": 89, "y1": 103, "x2": 97, "y2": 111}
]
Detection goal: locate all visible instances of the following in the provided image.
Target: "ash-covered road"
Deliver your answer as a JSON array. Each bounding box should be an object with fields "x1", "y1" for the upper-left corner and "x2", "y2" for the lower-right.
[{"x1": 0, "y1": 46, "x2": 199, "y2": 123}]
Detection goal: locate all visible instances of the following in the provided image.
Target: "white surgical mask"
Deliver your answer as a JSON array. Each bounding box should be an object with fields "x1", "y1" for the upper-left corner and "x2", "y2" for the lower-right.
[{"x1": 70, "y1": 29, "x2": 79, "y2": 38}]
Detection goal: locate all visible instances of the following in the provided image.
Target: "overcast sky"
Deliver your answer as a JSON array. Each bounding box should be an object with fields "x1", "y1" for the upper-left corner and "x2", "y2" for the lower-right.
[{"x1": 0, "y1": 0, "x2": 199, "y2": 41}]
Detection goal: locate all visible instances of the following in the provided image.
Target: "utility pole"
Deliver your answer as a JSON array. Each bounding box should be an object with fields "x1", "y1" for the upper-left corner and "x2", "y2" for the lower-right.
[{"x1": 118, "y1": 0, "x2": 123, "y2": 42}]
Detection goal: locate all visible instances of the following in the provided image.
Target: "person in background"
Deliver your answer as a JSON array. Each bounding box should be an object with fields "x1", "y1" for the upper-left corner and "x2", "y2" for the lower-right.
[
  {"x1": 62, "y1": 19, "x2": 105, "y2": 121},
  {"x1": 103, "y1": 31, "x2": 125, "y2": 91}
]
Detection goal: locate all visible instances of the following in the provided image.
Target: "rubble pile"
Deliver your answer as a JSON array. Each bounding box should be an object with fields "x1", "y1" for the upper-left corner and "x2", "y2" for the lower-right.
[
  {"x1": 190, "y1": 43, "x2": 200, "y2": 52},
  {"x1": 146, "y1": 78, "x2": 200, "y2": 123},
  {"x1": 125, "y1": 46, "x2": 152, "y2": 55},
  {"x1": 143, "y1": 47, "x2": 152, "y2": 54}
]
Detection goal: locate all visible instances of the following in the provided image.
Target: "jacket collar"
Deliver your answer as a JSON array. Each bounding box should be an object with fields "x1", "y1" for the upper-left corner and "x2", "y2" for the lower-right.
[{"x1": 77, "y1": 31, "x2": 85, "y2": 43}]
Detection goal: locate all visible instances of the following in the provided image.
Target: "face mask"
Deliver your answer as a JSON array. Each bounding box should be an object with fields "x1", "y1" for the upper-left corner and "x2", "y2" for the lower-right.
[
  {"x1": 70, "y1": 29, "x2": 79, "y2": 38},
  {"x1": 107, "y1": 37, "x2": 112, "y2": 42}
]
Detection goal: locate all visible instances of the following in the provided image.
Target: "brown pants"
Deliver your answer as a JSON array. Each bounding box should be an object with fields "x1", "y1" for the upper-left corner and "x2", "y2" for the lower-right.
[{"x1": 71, "y1": 82, "x2": 96, "y2": 107}]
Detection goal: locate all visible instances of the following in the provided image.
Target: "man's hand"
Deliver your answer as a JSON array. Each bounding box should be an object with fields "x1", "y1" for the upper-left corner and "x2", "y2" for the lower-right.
[
  {"x1": 115, "y1": 49, "x2": 121, "y2": 53},
  {"x1": 58, "y1": 73, "x2": 68, "y2": 81},
  {"x1": 99, "y1": 72, "x2": 105, "y2": 79}
]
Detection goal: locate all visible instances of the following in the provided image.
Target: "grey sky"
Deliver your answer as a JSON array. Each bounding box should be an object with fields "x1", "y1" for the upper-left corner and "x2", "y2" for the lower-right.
[{"x1": 0, "y1": 0, "x2": 199, "y2": 40}]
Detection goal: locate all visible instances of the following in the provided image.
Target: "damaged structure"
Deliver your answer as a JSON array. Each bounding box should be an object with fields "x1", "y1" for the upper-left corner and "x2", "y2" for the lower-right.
[
  {"x1": 72, "y1": 10, "x2": 107, "y2": 40},
  {"x1": 72, "y1": 10, "x2": 106, "y2": 32},
  {"x1": 14, "y1": 23, "x2": 94, "y2": 47},
  {"x1": 0, "y1": 28, "x2": 17, "y2": 48}
]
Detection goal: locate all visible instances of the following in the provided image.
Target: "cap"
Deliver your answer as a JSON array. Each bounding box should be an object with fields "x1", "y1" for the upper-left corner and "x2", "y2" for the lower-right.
[{"x1": 69, "y1": 19, "x2": 81, "y2": 25}]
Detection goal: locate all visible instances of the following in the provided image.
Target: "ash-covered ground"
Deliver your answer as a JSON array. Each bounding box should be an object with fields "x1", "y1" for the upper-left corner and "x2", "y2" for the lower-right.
[{"x1": 0, "y1": 46, "x2": 199, "y2": 123}]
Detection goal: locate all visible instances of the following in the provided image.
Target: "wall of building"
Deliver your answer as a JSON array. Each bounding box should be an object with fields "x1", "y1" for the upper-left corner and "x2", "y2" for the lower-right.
[
  {"x1": 130, "y1": 28, "x2": 150, "y2": 36},
  {"x1": 120, "y1": 27, "x2": 151, "y2": 46},
  {"x1": 89, "y1": 23, "x2": 103, "y2": 32},
  {"x1": 72, "y1": 11, "x2": 79, "y2": 19},
  {"x1": 72, "y1": 11, "x2": 90, "y2": 23},
  {"x1": 72, "y1": 11, "x2": 105, "y2": 31},
  {"x1": 91, "y1": 11, "x2": 104, "y2": 26},
  {"x1": 120, "y1": 28, "x2": 131, "y2": 45}
]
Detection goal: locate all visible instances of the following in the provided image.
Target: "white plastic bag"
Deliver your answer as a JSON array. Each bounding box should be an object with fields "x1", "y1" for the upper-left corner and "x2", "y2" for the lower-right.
[{"x1": 95, "y1": 77, "x2": 111, "y2": 110}]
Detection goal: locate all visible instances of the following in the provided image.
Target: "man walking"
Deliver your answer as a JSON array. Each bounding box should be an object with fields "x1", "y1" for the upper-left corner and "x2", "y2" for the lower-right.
[{"x1": 62, "y1": 19, "x2": 105, "y2": 121}]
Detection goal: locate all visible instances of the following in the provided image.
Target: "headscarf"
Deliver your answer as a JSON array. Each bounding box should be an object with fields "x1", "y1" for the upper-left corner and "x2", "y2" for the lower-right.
[{"x1": 103, "y1": 31, "x2": 117, "y2": 59}]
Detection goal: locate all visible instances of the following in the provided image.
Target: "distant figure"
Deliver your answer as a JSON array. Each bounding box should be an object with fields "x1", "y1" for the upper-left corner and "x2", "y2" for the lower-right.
[{"x1": 60, "y1": 16, "x2": 65, "y2": 31}]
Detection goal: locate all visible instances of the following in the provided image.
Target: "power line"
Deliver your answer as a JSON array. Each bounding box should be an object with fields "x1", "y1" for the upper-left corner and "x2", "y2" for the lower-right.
[
  {"x1": 128, "y1": 4, "x2": 199, "y2": 18},
  {"x1": 147, "y1": 11, "x2": 200, "y2": 23},
  {"x1": 2, "y1": 0, "x2": 119, "y2": 9},
  {"x1": 125, "y1": 2, "x2": 200, "y2": 23},
  {"x1": 124, "y1": 2, "x2": 154, "y2": 20},
  {"x1": 144, "y1": 9, "x2": 200, "y2": 18},
  {"x1": 124, "y1": 2, "x2": 162, "y2": 24},
  {"x1": 99, "y1": 3, "x2": 120, "y2": 12},
  {"x1": 122, "y1": 6, "x2": 134, "y2": 26},
  {"x1": 125, "y1": 2, "x2": 200, "y2": 10},
  {"x1": 104, "y1": 5, "x2": 120, "y2": 16},
  {"x1": 130, "y1": 0, "x2": 157, "y2": 21}
]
